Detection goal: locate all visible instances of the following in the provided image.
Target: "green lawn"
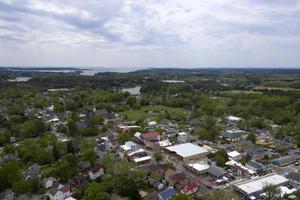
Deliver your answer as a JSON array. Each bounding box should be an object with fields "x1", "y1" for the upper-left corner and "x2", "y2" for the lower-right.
[
  {"x1": 254, "y1": 86, "x2": 300, "y2": 92},
  {"x1": 121, "y1": 105, "x2": 188, "y2": 121},
  {"x1": 41, "y1": 166, "x2": 55, "y2": 177}
]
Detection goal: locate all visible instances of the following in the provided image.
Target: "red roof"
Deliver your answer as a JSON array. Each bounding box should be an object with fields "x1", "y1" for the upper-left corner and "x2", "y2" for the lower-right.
[
  {"x1": 90, "y1": 164, "x2": 102, "y2": 173},
  {"x1": 142, "y1": 132, "x2": 160, "y2": 139},
  {"x1": 59, "y1": 185, "x2": 70, "y2": 193},
  {"x1": 184, "y1": 182, "x2": 198, "y2": 191}
]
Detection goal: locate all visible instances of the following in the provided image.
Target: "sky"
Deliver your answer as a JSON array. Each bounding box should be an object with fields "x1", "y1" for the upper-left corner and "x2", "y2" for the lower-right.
[{"x1": 0, "y1": 0, "x2": 300, "y2": 68}]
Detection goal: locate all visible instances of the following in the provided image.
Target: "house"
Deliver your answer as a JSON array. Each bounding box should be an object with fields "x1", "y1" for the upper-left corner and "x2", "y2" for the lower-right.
[
  {"x1": 148, "y1": 121, "x2": 157, "y2": 127},
  {"x1": 118, "y1": 141, "x2": 139, "y2": 158},
  {"x1": 168, "y1": 173, "x2": 189, "y2": 190},
  {"x1": 0, "y1": 189, "x2": 15, "y2": 200},
  {"x1": 164, "y1": 169, "x2": 177, "y2": 182},
  {"x1": 23, "y1": 164, "x2": 42, "y2": 180},
  {"x1": 153, "y1": 181, "x2": 164, "y2": 190},
  {"x1": 177, "y1": 132, "x2": 188, "y2": 143},
  {"x1": 234, "y1": 163, "x2": 256, "y2": 178},
  {"x1": 158, "y1": 187, "x2": 177, "y2": 200},
  {"x1": 43, "y1": 177, "x2": 56, "y2": 189},
  {"x1": 89, "y1": 164, "x2": 104, "y2": 180},
  {"x1": 228, "y1": 151, "x2": 242, "y2": 161},
  {"x1": 245, "y1": 160, "x2": 266, "y2": 173},
  {"x1": 72, "y1": 175, "x2": 87, "y2": 188},
  {"x1": 181, "y1": 182, "x2": 198, "y2": 195},
  {"x1": 128, "y1": 148, "x2": 151, "y2": 163},
  {"x1": 286, "y1": 172, "x2": 300, "y2": 186},
  {"x1": 272, "y1": 156, "x2": 299, "y2": 167},
  {"x1": 223, "y1": 129, "x2": 247, "y2": 142},
  {"x1": 207, "y1": 165, "x2": 227, "y2": 179},
  {"x1": 141, "y1": 132, "x2": 160, "y2": 143},
  {"x1": 48, "y1": 185, "x2": 71, "y2": 200}
]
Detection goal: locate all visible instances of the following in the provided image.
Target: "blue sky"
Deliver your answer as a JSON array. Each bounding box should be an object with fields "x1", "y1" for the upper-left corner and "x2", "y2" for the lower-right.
[{"x1": 0, "y1": 0, "x2": 300, "y2": 68}]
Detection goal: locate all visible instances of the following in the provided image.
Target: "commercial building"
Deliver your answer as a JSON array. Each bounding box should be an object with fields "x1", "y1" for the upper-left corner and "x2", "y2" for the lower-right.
[
  {"x1": 165, "y1": 143, "x2": 209, "y2": 163},
  {"x1": 233, "y1": 174, "x2": 288, "y2": 199}
]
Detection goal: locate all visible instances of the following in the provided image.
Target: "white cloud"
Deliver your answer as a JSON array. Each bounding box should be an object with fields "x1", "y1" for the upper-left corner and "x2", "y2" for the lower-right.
[{"x1": 0, "y1": 0, "x2": 299, "y2": 67}]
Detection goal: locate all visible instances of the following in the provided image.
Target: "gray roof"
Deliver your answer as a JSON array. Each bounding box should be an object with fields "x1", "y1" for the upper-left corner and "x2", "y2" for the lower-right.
[
  {"x1": 48, "y1": 188, "x2": 58, "y2": 196},
  {"x1": 286, "y1": 172, "x2": 300, "y2": 182},
  {"x1": 246, "y1": 160, "x2": 264, "y2": 170},
  {"x1": 208, "y1": 165, "x2": 227, "y2": 178}
]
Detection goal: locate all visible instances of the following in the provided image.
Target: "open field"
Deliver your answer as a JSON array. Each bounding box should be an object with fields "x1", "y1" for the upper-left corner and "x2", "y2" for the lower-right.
[{"x1": 121, "y1": 105, "x2": 188, "y2": 121}]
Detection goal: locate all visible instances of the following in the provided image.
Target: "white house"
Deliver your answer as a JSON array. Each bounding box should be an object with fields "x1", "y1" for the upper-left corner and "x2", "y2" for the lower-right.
[
  {"x1": 89, "y1": 164, "x2": 104, "y2": 180},
  {"x1": 177, "y1": 132, "x2": 188, "y2": 143},
  {"x1": 43, "y1": 177, "x2": 56, "y2": 189},
  {"x1": 148, "y1": 121, "x2": 157, "y2": 127},
  {"x1": 118, "y1": 141, "x2": 139, "y2": 158},
  {"x1": 228, "y1": 151, "x2": 242, "y2": 161},
  {"x1": 48, "y1": 185, "x2": 70, "y2": 200}
]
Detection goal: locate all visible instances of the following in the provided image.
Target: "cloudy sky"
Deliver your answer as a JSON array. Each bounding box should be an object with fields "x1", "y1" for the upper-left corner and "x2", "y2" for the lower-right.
[{"x1": 0, "y1": 0, "x2": 300, "y2": 68}]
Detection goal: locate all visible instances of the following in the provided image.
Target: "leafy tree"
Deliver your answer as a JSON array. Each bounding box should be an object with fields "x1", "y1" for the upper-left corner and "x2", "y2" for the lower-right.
[
  {"x1": 55, "y1": 154, "x2": 78, "y2": 182},
  {"x1": 84, "y1": 182, "x2": 110, "y2": 200},
  {"x1": 247, "y1": 133, "x2": 256, "y2": 144},
  {"x1": 0, "y1": 161, "x2": 22, "y2": 191},
  {"x1": 82, "y1": 149, "x2": 97, "y2": 164},
  {"x1": 117, "y1": 133, "x2": 132, "y2": 144},
  {"x1": 262, "y1": 184, "x2": 280, "y2": 200},
  {"x1": 171, "y1": 194, "x2": 192, "y2": 200},
  {"x1": 12, "y1": 180, "x2": 32, "y2": 195},
  {"x1": 205, "y1": 189, "x2": 239, "y2": 200},
  {"x1": 67, "y1": 119, "x2": 78, "y2": 136},
  {"x1": 154, "y1": 151, "x2": 163, "y2": 162}
]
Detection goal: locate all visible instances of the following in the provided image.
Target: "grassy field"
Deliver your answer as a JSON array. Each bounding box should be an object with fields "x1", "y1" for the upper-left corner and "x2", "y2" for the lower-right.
[
  {"x1": 121, "y1": 105, "x2": 188, "y2": 121},
  {"x1": 254, "y1": 86, "x2": 300, "y2": 92}
]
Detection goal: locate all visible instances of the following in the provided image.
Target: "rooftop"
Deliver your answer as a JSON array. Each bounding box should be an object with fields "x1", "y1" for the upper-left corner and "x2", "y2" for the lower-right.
[
  {"x1": 234, "y1": 174, "x2": 288, "y2": 195},
  {"x1": 166, "y1": 143, "x2": 208, "y2": 158}
]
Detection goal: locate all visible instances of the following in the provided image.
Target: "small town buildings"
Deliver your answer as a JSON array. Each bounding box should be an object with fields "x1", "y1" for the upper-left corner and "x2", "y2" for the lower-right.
[
  {"x1": 187, "y1": 162, "x2": 210, "y2": 175},
  {"x1": 128, "y1": 149, "x2": 152, "y2": 165},
  {"x1": 43, "y1": 177, "x2": 56, "y2": 189},
  {"x1": 153, "y1": 181, "x2": 164, "y2": 190},
  {"x1": 148, "y1": 121, "x2": 157, "y2": 127},
  {"x1": 48, "y1": 185, "x2": 71, "y2": 200},
  {"x1": 245, "y1": 160, "x2": 266, "y2": 173},
  {"x1": 286, "y1": 172, "x2": 300, "y2": 186},
  {"x1": 165, "y1": 143, "x2": 209, "y2": 163},
  {"x1": 234, "y1": 163, "x2": 255, "y2": 178},
  {"x1": 118, "y1": 141, "x2": 139, "y2": 158},
  {"x1": 223, "y1": 129, "x2": 247, "y2": 142},
  {"x1": 233, "y1": 174, "x2": 288, "y2": 199},
  {"x1": 177, "y1": 132, "x2": 188, "y2": 143},
  {"x1": 72, "y1": 175, "x2": 87, "y2": 188},
  {"x1": 228, "y1": 151, "x2": 242, "y2": 161},
  {"x1": 272, "y1": 156, "x2": 299, "y2": 167},
  {"x1": 23, "y1": 164, "x2": 42, "y2": 181},
  {"x1": 207, "y1": 165, "x2": 227, "y2": 179},
  {"x1": 180, "y1": 182, "x2": 198, "y2": 195},
  {"x1": 141, "y1": 132, "x2": 161, "y2": 143},
  {"x1": 158, "y1": 187, "x2": 177, "y2": 200},
  {"x1": 88, "y1": 164, "x2": 104, "y2": 180}
]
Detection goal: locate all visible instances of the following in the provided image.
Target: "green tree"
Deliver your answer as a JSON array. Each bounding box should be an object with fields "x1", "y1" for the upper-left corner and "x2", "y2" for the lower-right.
[
  {"x1": 12, "y1": 180, "x2": 32, "y2": 195},
  {"x1": 0, "y1": 160, "x2": 22, "y2": 191},
  {"x1": 171, "y1": 194, "x2": 192, "y2": 200},
  {"x1": 262, "y1": 184, "x2": 280, "y2": 200},
  {"x1": 247, "y1": 133, "x2": 256, "y2": 144},
  {"x1": 84, "y1": 182, "x2": 110, "y2": 200}
]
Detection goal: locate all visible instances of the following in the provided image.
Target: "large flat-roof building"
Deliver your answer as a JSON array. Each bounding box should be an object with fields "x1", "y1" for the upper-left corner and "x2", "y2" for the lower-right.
[
  {"x1": 165, "y1": 143, "x2": 209, "y2": 163},
  {"x1": 233, "y1": 174, "x2": 288, "y2": 199}
]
